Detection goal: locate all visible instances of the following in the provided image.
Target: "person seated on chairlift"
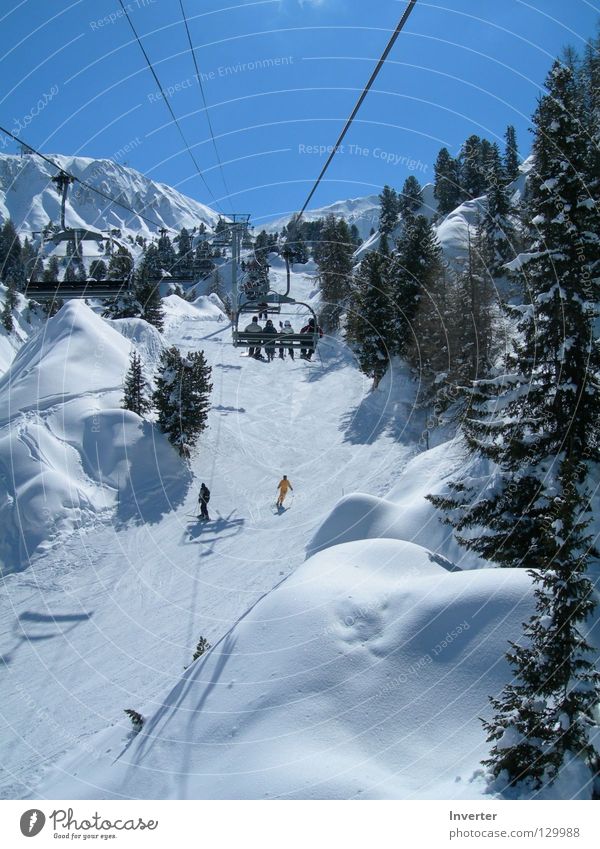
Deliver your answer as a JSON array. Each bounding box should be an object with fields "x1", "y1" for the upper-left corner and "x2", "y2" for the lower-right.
[
  {"x1": 244, "y1": 315, "x2": 263, "y2": 359},
  {"x1": 300, "y1": 317, "x2": 323, "y2": 360},
  {"x1": 279, "y1": 319, "x2": 295, "y2": 360},
  {"x1": 263, "y1": 319, "x2": 278, "y2": 362}
]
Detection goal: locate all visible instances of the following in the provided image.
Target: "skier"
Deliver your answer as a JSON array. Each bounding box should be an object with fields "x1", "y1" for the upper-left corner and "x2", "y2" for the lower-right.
[
  {"x1": 263, "y1": 318, "x2": 278, "y2": 361},
  {"x1": 244, "y1": 315, "x2": 262, "y2": 359},
  {"x1": 300, "y1": 317, "x2": 323, "y2": 360},
  {"x1": 279, "y1": 320, "x2": 295, "y2": 359},
  {"x1": 276, "y1": 475, "x2": 293, "y2": 509},
  {"x1": 198, "y1": 482, "x2": 211, "y2": 520}
]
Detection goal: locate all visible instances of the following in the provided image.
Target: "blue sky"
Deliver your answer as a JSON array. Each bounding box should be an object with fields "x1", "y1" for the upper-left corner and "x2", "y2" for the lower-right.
[{"x1": 0, "y1": 0, "x2": 598, "y2": 225}]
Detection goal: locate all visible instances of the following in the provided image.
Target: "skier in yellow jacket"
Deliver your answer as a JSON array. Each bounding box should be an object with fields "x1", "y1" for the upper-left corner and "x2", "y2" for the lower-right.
[{"x1": 276, "y1": 475, "x2": 293, "y2": 508}]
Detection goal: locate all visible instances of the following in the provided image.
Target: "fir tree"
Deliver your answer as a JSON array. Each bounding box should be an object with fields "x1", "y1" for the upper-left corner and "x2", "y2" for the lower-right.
[
  {"x1": 175, "y1": 227, "x2": 193, "y2": 277},
  {"x1": 192, "y1": 636, "x2": 211, "y2": 661},
  {"x1": 434, "y1": 147, "x2": 461, "y2": 215},
  {"x1": 483, "y1": 143, "x2": 514, "y2": 273},
  {"x1": 398, "y1": 176, "x2": 422, "y2": 219},
  {"x1": 429, "y1": 59, "x2": 600, "y2": 792},
  {"x1": 107, "y1": 245, "x2": 133, "y2": 280},
  {"x1": 1, "y1": 280, "x2": 17, "y2": 332},
  {"x1": 378, "y1": 185, "x2": 399, "y2": 235},
  {"x1": 314, "y1": 215, "x2": 354, "y2": 331},
  {"x1": 153, "y1": 346, "x2": 212, "y2": 454},
  {"x1": 504, "y1": 125, "x2": 520, "y2": 182},
  {"x1": 0, "y1": 219, "x2": 25, "y2": 289},
  {"x1": 124, "y1": 709, "x2": 144, "y2": 731},
  {"x1": 390, "y1": 215, "x2": 443, "y2": 363},
  {"x1": 157, "y1": 230, "x2": 176, "y2": 274},
  {"x1": 122, "y1": 350, "x2": 151, "y2": 416},
  {"x1": 89, "y1": 259, "x2": 108, "y2": 281},
  {"x1": 459, "y1": 134, "x2": 486, "y2": 199},
  {"x1": 346, "y1": 251, "x2": 394, "y2": 387},
  {"x1": 134, "y1": 261, "x2": 164, "y2": 331}
]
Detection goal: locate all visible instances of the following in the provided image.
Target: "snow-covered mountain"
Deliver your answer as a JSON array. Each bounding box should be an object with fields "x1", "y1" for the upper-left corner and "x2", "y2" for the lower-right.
[
  {"x1": 263, "y1": 194, "x2": 382, "y2": 240},
  {"x1": 0, "y1": 152, "x2": 222, "y2": 239}
]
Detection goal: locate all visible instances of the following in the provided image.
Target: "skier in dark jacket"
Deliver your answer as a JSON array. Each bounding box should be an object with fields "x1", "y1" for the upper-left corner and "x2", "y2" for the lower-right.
[
  {"x1": 198, "y1": 483, "x2": 211, "y2": 520},
  {"x1": 262, "y1": 319, "x2": 278, "y2": 361},
  {"x1": 300, "y1": 318, "x2": 323, "y2": 360}
]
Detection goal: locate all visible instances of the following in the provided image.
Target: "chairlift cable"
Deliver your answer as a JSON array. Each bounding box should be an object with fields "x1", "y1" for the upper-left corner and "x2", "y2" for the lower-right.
[
  {"x1": 178, "y1": 0, "x2": 233, "y2": 212},
  {"x1": 296, "y1": 0, "x2": 418, "y2": 221},
  {"x1": 116, "y1": 0, "x2": 224, "y2": 214}
]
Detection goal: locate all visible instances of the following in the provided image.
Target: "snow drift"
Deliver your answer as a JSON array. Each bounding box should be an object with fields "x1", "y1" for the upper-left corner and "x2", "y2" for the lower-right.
[
  {"x1": 0, "y1": 301, "x2": 190, "y2": 571},
  {"x1": 34, "y1": 538, "x2": 536, "y2": 800}
]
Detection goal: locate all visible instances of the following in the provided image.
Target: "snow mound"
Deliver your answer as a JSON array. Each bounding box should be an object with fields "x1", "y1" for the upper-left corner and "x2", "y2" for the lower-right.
[
  {"x1": 308, "y1": 438, "x2": 484, "y2": 570},
  {"x1": 0, "y1": 301, "x2": 189, "y2": 571},
  {"x1": 34, "y1": 539, "x2": 535, "y2": 799}
]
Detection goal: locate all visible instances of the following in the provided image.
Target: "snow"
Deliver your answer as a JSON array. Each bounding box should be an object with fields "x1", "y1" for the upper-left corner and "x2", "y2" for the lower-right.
[
  {"x1": 0, "y1": 152, "x2": 220, "y2": 240},
  {"x1": 0, "y1": 161, "x2": 596, "y2": 800},
  {"x1": 32, "y1": 545, "x2": 536, "y2": 800},
  {"x1": 263, "y1": 194, "x2": 381, "y2": 241}
]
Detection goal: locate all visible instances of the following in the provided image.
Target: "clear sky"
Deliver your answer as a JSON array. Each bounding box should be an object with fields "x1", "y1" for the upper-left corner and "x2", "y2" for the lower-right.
[{"x1": 0, "y1": 0, "x2": 598, "y2": 226}]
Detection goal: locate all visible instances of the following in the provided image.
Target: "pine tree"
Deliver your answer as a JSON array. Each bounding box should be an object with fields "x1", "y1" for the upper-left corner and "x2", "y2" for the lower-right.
[
  {"x1": 459, "y1": 134, "x2": 486, "y2": 199},
  {"x1": 134, "y1": 261, "x2": 164, "y2": 331},
  {"x1": 122, "y1": 350, "x2": 151, "y2": 416},
  {"x1": 89, "y1": 259, "x2": 107, "y2": 281},
  {"x1": 451, "y1": 223, "x2": 495, "y2": 389},
  {"x1": 346, "y1": 251, "x2": 394, "y2": 386},
  {"x1": 192, "y1": 636, "x2": 211, "y2": 661},
  {"x1": 433, "y1": 147, "x2": 461, "y2": 215},
  {"x1": 1, "y1": 280, "x2": 17, "y2": 332},
  {"x1": 429, "y1": 59, "x2": 600, "y2": 792},
  {"x1": 389, "y1": 215, "x2": 442, "y2": 363},
  {"x1": 0, "y1": 219, "x2": 25, "y2": 289},
  {"x1": 483, "y1": 143, "x2": 514, "y2": 273},
  {"x1": 157, "y1": 230, "x2": 176, "y2": 274},
  {"x1": 378, "y1": 185, "x2": 399, "y2": 234},
  {"x1": 314, "y1": 215, "x2": 355, "y2": 331},
  {"x1": 349, "y1": 223, "x2": 361, "y2": 246},
  {"x1": 398, "y1": 176, "x2": 422, "y2": 220},
  {"x1": 504, "y1": 125, "x2": 520, "y2": 182},
  {"x1": 107, "y1": 245, "x2": 133, "y2": 280},
  {"x1": 153, "y1": 347, "x2": 212, "y2": 454},
  {"x1": 175, "y1": 227, "x2": 193, "y2": 278}
]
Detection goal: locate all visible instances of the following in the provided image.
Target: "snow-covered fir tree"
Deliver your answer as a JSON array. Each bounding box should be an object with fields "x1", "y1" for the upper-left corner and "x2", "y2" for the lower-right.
[
  {"x1": 390, "y1": 215, "x2": 443, "y2": 364},
  {"x1": 314, "y1": 215, "x2": 354, "y2": 331},
  {"x1": 157, "y1": 230, "x2": 176, "y2": 274},
  {"x1": 153, "y1": 346, "x2": 212, "y2": 455},
  {"x1": 378, "y1": 185, "x2": 399, "y2": 235},
  {"x1": 346, "y1": 251, "x2": 394, "y2": 387},
  {"x1": 397, "y1": 175, "x2": 423, "y2": 220},
  {"x1": 89, "y1": 259, "x2": 107, "y2": 281},
  {"x1": 133, "y1": 261, "x2": 164, "y2": 331},
  {"x1": 175, "y1": 227, "x2": 193, "y2": 278},
  {"x1": 459, "y1": 134, "x2": 486, "y2": 199},
  {"x1": 1, "y1": 280, "x2": 18, "y2": 332},
  {"x1": 429, "y1": 58, "x2": 600, "y2": 793},
  {"x1": 122, "y1": 350, "x2": 151, "y2": 416},
  {"x1": 503, "y1": 125, "x2": 520, "y2": 182},
  {"x1": 433, "y1": 147, "x2": 461, "y2": 215}
]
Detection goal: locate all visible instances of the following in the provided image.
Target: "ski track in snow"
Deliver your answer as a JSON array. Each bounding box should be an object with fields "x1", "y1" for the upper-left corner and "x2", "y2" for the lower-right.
[{"x1": 0, "y1": 264, "x2": 417, "y2": 797}]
